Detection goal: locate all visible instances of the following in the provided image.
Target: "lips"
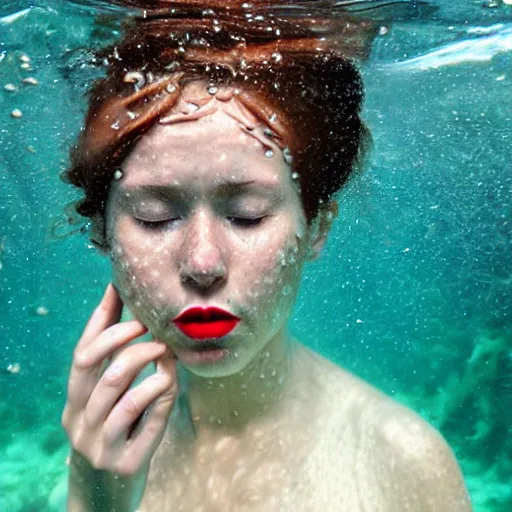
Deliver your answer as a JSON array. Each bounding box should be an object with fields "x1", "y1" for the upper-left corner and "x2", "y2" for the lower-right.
[{"x1": 172, "y1": 306, "x2": 240, "y2": 340}]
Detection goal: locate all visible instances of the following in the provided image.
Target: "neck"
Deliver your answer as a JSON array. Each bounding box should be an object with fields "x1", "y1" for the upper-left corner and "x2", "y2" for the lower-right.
[{"x1": 177, "y1": 330, "x2": 298, "y2": 436}]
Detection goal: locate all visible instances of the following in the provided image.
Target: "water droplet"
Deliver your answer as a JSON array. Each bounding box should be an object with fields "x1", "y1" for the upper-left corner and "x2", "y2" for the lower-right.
[
  {"x1": 208, "y1": 86, "x2": 218, "y2": 95},
  {"x1": 166, "y1": 83, "x2": 177, "y2": 94},
  {"x1": 284, "y1": 147, "x2": 293, "y2": 165},
  {"x1": 271, "y1": 52, "x2": 282, "y2": 63},
  {"x1": 11, "y1": 109, "x2": 22, "y2": 118},
  {"x1": 114, "y1": 169, "x2": 123, "y2": 180},
  {"x1": 268, "y1": 113, "x2": 277, "y2": 123},
  {"x1": 265, "y1": 149, "x2": 274, "y2": 158},
  {"x1": 20, "y1": 62, "x2": 31, "y2": 70},
  {"x1": 20, "y1": 54, "x2": 31, "y2": 64},
  {"x1": 4, "y1": 83, "x2": 17, "y2": 92},
  {"x1": 111, "y1": 121, "x2": 120, "y2": 130},
  {"x1": 281, "y1": 285, "x2": 292, "y2": 296}
]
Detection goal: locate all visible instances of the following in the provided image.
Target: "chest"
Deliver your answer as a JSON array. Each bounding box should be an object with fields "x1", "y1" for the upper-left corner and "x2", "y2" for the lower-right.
[{"x1": 137, "y1": 427, "x2": 409, "y2": 512}]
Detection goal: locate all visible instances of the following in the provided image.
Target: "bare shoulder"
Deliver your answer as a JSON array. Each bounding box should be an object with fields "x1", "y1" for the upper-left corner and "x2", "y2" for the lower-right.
[
  {"x1": 368, "y1": 394, "x2": 472, "y2": 511},
  {"x1": 304, "y1": 349, "x2": 473, "y2": 511}
]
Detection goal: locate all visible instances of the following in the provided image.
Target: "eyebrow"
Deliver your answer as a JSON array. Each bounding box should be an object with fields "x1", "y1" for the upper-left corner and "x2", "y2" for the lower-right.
[{"x1": 118, "y1": 180, "x2": 279, "y2": 200}]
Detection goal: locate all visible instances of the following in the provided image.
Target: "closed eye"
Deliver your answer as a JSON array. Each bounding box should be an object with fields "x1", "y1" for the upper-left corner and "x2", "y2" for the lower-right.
[
  {"x1": 134, "y1": 218, "x2": 181, "y2": 229},
  {"x1": 226, "y1": 216, "x2": 267, "y2": 228},
  {"x1": 134, "y1": 216, "x2": 266, "y2": 230}
]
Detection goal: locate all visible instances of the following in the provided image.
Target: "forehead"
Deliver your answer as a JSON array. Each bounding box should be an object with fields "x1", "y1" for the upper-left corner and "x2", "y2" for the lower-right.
[{"x1": 121, "y1": 106, "x2": 289, "y2": 189}]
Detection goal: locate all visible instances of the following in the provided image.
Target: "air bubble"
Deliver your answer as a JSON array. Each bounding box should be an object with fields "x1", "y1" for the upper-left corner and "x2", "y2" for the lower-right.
[
  {"x1": 208, "y1": 86, "x2": 218, "y2": 95},
  {"x1": 22, "y1": 77, "x2": 39, "y2": 86},
  {"x1": 265, "y1": 149, "x2": 274, "y2": 158},
  {"x1": 124, "y1": 71, "x2": 145, "y2": 89},
  {"x1": 36, "y1": 306, "x2": 49, "y2": 316},
  {"x1": 114, "y1": 170, "x2": 123, "y2": 180}
]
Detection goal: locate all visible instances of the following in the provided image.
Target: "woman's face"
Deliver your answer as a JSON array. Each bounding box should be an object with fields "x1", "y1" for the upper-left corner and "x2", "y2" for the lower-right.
[{"x1": 106, "y1": 103, "x2": 313, "y2": 378}]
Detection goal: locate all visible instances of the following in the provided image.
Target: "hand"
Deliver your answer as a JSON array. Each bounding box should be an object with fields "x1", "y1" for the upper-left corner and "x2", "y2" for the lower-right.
[{"x1": 62, "y1": 283, "x2": 177, "y2": 477}]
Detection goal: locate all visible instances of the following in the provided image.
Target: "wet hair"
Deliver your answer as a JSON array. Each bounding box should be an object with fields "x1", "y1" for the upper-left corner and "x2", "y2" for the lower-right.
[{"x1": 63, "y1": 1, "x2": 376, "y2": 249}]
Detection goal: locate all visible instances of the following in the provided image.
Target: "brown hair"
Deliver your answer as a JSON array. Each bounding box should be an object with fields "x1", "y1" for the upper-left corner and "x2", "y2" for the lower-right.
[{"x1": 63, "y1": 1, "x2": 376, "y2": 248}]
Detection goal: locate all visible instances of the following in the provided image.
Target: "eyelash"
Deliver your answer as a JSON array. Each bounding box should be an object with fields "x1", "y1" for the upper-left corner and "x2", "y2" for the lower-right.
[
  {"x1": 226, "y1": 216, "x2": 266, "y2": 227},
  {"x1": 135, "y1": 217, "x2": 266, "y2": 230}
]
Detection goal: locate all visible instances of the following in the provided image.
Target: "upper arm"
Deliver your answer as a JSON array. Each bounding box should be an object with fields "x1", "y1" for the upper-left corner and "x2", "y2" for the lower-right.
[{"x1": 379, "y1": 410, "x2": 472, "y2": 512}]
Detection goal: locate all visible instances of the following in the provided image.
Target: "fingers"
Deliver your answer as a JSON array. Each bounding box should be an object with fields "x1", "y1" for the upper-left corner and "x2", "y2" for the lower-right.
[
  {"x1": 62, "y1": 285, "x2": 179, "y2": 477},
  {"x1": 120, "y1": 350, "x2": 178, "y2": 465},
  {"x1": 67, "y1": 319, "x2": 148, "y2": 412},
  {"x1": 77, "y1": 283, "x2": 123, "y2": 351},
  {"x1": 85, "y1": 341, "x2": 167, "y2": 429}
]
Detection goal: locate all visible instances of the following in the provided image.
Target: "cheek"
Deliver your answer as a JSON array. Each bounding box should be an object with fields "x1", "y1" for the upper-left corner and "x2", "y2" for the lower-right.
[
  {"x1": 241, "y1": 225, "x2": 306, "y2": 319},
  {"x1": 110, "y1": 223, "x2": 173, "y2": 313}
]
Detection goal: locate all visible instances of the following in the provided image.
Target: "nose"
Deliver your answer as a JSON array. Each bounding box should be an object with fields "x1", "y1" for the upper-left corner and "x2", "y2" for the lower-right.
[{"x1": 179, "y1": 210, "x2": 227, "y2": 293}]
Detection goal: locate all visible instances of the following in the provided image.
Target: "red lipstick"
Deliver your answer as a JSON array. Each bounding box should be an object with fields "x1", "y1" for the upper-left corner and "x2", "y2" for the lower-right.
[{"x1": 173, "y1": 307, "x2": 240, "y2": 339}]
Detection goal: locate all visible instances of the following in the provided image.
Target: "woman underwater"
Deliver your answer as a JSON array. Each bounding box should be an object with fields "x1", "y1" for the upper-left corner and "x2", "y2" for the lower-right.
[{"x1": 61, "y1": 1, "x2": 472, "y2": 510}]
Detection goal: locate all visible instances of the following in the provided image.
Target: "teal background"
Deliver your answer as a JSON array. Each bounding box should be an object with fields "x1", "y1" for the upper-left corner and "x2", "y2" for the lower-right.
[{"x1": 1, "y1": 1, "x2": 511, "y2": 510}]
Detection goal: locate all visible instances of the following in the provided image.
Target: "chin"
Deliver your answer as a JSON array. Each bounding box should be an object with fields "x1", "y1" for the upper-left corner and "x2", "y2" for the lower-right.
[{"x1": 175, "y1": 344, "x2": 259, "y2": 379}]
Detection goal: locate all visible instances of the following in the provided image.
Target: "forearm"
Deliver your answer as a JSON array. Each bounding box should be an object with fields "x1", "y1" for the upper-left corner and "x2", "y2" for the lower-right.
[{"x1": 67, "y1": 450, "x2": 148, "y2": 512}]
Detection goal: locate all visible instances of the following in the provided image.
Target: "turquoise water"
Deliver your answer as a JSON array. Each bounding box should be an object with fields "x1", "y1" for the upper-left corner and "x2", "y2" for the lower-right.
[{"x1": 0, "y1": 1, "x2": 511, "y2": 510}]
